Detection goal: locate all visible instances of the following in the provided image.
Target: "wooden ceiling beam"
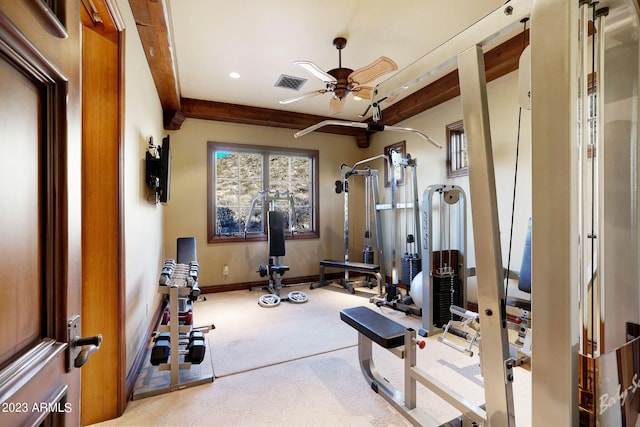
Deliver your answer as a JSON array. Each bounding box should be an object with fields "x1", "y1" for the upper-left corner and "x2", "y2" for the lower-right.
[
  {"x1": 180, "y1": 98, "x2": 364, "y2": 138},
  {"x1": 129, "y1": 0, "x2": 181, "y2": 118}
]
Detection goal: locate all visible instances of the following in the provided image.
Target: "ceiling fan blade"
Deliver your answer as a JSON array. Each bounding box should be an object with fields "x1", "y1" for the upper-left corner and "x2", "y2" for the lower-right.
[
  {"x1": 279, "y1": 90, "x2": 327, "y2": 105},
  {"x1": 349, "y1": 56, "x2": 398, "y2": 85},
  {"x1": 352, "y1": 86, "x2": 373, "y2": 99},
  {"x1": 294, "y1": 61, "x2": 337, "y2": 83},
  {"x1": 329, "y1": 96, "x2": 347, "y2": 115}
]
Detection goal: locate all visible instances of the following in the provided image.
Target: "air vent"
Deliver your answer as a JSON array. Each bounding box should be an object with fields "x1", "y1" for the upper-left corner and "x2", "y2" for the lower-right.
[{"x1": 275, "y1": 74, "x2": 307, "y2": 91}]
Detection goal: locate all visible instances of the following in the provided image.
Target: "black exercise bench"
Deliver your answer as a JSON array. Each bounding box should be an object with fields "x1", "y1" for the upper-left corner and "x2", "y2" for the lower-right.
[
  {"x1": 312, "y1": 259, "x2": 383, "y2": 294},
  {"x1": 340, "y1": 306, "x2": 419, "y2": 416},
  {"x1": 340, "y1": 306, "x2": 405, "y2": 349}
]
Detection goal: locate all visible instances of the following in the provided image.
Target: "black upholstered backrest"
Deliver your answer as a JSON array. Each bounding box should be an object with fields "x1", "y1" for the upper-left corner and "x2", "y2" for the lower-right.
[
  {"x1": 177, "y1": 237, "x2": 197, "y2": 264},
  {"x1": 268, "y1": 211, "x2": 286, "y2": 257}
]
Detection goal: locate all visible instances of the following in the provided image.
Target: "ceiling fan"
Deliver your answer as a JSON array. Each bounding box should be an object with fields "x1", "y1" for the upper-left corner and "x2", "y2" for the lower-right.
[{"x1": 279, "y1": 37, "x2": 398, "y2": 115}]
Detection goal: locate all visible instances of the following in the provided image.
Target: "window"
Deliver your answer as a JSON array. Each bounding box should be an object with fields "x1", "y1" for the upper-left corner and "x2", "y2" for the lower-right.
[
  {"x1": 207, "y1": 142, "x2": 319, "y2": 242},
  {"x1": 446, "y1": 120, "x2": 468, "y2": 177}
]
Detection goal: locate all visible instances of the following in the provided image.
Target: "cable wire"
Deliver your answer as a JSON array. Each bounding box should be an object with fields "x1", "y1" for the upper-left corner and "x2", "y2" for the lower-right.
[{"x1": 504, "y1": 19, "x2": 529, "y2": 299}]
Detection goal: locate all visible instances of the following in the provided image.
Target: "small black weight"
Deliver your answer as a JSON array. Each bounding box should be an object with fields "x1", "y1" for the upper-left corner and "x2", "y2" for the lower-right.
[{"x1": 150, "y1": 341, "x2": 170, "y2": 366}]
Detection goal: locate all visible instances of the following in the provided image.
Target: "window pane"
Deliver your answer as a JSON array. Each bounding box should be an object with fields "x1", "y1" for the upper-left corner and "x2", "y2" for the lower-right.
[
  {"x1": 240, "y1": 153, "x2": 262, "y2": 179},
  {"x1": 240, "y1": 181, "x2": 262, "y2": 205},
  {"x1": 292, "y1": 182, "x2": 309, "y2": 205},
  {"x1": 216, "y1": 180, "x2": 238, "y2": 206},
  {"x1": 243, "y1": 206, "x2": 262, "y2": 233},
  {"x1": 214, "y1": 149, "x2": 264, "y2": 235},
  {"x1": 291, "y1": 156, "x2": 310, "y2": 176},
  {"x1": 295, "y1": 207, "x2": 311, "y2": 230},
  {"x1": 269, "y1": 155, "x2": 290, "y2": 182},
  {"x1": 216, "y1": 206, "x2": 242, "y2": 234},
  {"x1": 216, "y1": 152, "x2": 238, "y2": 178}
]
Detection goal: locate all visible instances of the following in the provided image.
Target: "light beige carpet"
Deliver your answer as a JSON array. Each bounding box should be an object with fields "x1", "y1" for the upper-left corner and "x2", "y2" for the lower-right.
[
  {"x1": 94, "y1": 285, "x2": 531, "y2": 426},
  {"x1": 193, "y1": 284, "x2": 370, "y2": 377}
]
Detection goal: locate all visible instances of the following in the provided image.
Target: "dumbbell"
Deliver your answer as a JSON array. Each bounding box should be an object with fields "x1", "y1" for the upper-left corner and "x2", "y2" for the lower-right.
[
  {"x1": 178, "y1": 307, "x2": 193, "y2": 325},
  {"x1": 150, "y1": 340, "x2": 170, "y2": 365},
  {"x1": 154, "y1": 332, "x2": 170, "y2": 342},
  {"x1": 184, "y1": 330, "x2": 205, "y2": 364},
  {"x1": 189, "y1": 330, "x2": 205, "y2": 342},
  {"x1": 161, "y1": 306, "x2": 170, "y2": 324},
  {"x1": 189, "y1": 261, "x2": 199, "y2": 279},
  {"x1": 189, "y1": 282, "x2": 201, "y2": 301},
  {"x1": 159, "y1": 260, "x2": 176, "y2": 283},
  {"x1": 185, "y1": 339, "x2": 205, "y2": 364}
]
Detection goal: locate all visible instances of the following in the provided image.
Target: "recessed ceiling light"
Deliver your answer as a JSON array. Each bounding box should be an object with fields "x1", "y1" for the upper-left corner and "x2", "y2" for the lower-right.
[{"x1": 228, "y1": 72, "x2": 241, "y2": 79}]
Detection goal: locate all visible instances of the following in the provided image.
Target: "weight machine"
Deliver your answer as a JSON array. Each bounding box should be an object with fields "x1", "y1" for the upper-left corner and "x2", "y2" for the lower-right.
[
  {"x1": 371, "y1": 149, "x2": 422, "y2": 317},
  {"x1": 312, "y1": 155, "x2": 386, "y2": 293},
  {"x1": 244, "y1": 190, "x2": 308, "y2": 307},
  {"x1": 414, "y1": 184, "x2": 468, "y2": 338}
]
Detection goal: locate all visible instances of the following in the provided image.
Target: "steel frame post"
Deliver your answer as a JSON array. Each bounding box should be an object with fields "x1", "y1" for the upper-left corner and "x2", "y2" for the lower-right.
[{"x1": 458, "y1": 44, "x2": 516, "y2": 427}]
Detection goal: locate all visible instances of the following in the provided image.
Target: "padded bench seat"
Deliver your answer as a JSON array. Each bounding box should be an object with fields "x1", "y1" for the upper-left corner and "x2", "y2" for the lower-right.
[{"x1": 340, "y1": 306, "x2": 405, "y2": 349}]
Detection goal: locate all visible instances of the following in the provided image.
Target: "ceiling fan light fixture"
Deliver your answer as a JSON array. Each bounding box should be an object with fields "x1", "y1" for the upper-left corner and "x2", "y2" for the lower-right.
[{"x1": 282, "y1": 38, "x2": 396, "y2": 116}]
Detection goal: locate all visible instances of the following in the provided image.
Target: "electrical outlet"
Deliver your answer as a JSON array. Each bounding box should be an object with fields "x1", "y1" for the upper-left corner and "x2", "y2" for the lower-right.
[{"x1": 223, "y1": 264, "x2": 229, "y2": 276}]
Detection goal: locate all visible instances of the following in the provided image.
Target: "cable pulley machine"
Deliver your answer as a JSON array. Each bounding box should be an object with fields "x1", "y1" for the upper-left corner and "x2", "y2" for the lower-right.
[
  {"x1": 313, "y1": 156, "x2": 386, "y2": 294},
  {"x1": 371, "y1": 149, "x2": 422, "y2": 316}
]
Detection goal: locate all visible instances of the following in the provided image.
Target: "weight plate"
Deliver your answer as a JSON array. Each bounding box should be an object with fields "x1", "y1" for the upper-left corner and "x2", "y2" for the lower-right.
[
  {"x1": 258, "y1": 294, "x2": 281, "y2": 307},
  {"x1": 288, "y1": 291, "x2": 308, "y2": 304}
]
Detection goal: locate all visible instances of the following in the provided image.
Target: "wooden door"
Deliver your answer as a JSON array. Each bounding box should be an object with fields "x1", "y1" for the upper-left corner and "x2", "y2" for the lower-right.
[{"x1": 0, "y1": 2, "x2": 86, "y2": 426}]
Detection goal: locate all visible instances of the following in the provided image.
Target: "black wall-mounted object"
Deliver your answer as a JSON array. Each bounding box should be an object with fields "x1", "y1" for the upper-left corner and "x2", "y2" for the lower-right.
[{"x1": 145, "y1": 135, "x2": 171, "y2": 204}]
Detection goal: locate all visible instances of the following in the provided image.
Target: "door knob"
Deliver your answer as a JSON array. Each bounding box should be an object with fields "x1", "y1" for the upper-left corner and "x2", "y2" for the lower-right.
[
  {"x1": 67, "y1": 315, "x2": 103, "y2": 371},
  {"x1": 72, "y1": 334, "x2": 103, "y2": 368}
]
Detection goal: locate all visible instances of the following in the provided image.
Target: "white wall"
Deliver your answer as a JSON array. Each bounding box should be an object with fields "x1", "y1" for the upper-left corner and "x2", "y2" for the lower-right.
[{"x1": 118, "y1": 0, "x2": 167, "y2": 373}]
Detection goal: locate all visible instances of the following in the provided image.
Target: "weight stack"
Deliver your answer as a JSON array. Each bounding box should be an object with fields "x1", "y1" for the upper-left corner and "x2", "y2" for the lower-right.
[
  {"x1": 401, "y1": 253, "x2": 421, "y2": 286},
  {"x1": 362, "y1": 245, "x2": 374, "y2": 264},
  {"x1": 432, "y1": 274, "x2": 462, "y2": 328}
]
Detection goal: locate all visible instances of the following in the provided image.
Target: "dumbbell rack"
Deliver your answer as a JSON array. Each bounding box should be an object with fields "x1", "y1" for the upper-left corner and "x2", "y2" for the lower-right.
[{"x1": 133, "y1": 261, "x2": 214, "y2": 400}]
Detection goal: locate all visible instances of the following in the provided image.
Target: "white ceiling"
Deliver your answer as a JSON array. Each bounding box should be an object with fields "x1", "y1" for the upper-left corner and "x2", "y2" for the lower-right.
[{"x1": 167, "y1": 0, "x2": 506, "y2": 121}]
